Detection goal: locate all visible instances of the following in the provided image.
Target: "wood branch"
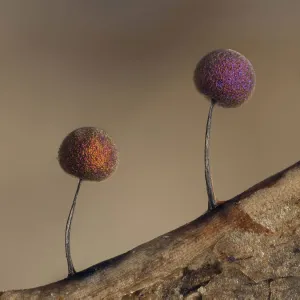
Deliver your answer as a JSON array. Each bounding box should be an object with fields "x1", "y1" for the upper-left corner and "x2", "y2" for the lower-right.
[{"x1": 2, "y1": 161, "x2": 300, "y2": 300}]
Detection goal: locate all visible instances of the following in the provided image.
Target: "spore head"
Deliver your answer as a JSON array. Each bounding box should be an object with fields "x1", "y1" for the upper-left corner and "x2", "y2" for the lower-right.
[
  {"x1": 58, "y1": 127, "x2": 119, "y2": 181},
  {"x1": 193, "y1": 49, "x2": 256, "y2": 108}
]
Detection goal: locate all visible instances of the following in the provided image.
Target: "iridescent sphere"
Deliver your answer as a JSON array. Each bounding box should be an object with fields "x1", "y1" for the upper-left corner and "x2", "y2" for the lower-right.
[
  {"x1": 194, "y1": 49, "x2": 256, "y2": 108},
  {"x1": 58, "y1": 127, "x2": 119, "y2": 181}
]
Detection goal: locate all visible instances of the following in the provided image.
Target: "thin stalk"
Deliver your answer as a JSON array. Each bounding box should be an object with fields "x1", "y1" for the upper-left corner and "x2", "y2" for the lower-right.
[
  {"x1": 205, "y1": 100, "x2": 217, "y2": 211},
  {"x1": 65, "y1": 178, "x2": 82, "y2": 277}
]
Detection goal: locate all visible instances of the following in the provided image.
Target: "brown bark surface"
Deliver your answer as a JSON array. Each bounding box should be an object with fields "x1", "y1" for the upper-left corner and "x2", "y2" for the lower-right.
[{"x1": 2, "y1": 161, "x2": 300, "y2": 299}]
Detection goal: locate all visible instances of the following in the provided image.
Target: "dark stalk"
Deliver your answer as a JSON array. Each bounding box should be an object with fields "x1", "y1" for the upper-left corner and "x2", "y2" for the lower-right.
[
  {"x1": 205, "y1": 100, "x2": 217, "y2": 211},
  {"x1": 65, "y1": 178, "x2": 82, "y2": 277}
]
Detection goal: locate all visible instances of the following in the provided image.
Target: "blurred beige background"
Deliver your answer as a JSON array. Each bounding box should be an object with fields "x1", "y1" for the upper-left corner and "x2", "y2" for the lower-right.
[{"x1": 0, "y1": 0, "x2": 300, "y2": 290}]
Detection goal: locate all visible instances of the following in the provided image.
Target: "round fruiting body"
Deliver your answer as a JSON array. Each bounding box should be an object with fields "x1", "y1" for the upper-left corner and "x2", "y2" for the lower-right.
[
  {"x1": 194, "y1": 49, "x2": 256, "y2": 108},
  {"x1": 58, "y1": 127, "x2": 118, "y2": 181}
]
